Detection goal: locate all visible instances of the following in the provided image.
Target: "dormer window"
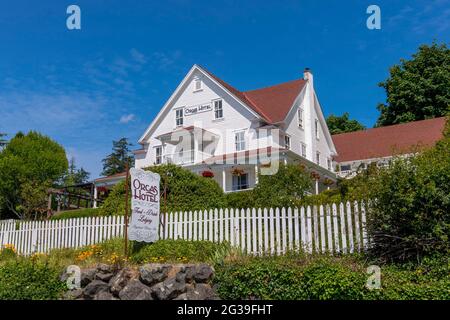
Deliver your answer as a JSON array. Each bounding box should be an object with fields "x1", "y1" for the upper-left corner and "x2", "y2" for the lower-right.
[
  {"x1": 194, "y1": 78, "x2": 202, "y2": 91},
  {"x1": 175, "y1": 108, "x2": 183, "y2": 127}
]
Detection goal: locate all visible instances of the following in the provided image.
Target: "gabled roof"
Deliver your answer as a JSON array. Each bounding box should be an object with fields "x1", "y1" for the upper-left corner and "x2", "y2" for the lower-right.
[
  {"x1": 201, "y1": 65, "x2": 307, "y2": 123},
  {"x1": 332, "y1": 117, "x2": 447, "y2": 163}
]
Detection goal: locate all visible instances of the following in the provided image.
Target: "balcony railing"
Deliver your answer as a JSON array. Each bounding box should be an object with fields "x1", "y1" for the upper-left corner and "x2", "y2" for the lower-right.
[{"x1": 163, "y1": 150, "x2": 212, "y2": 165}]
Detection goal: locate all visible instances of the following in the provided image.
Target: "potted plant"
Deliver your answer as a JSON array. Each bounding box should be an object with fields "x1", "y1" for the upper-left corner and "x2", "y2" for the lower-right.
[
  {"x1": 202, "y1": 170, "x2": 214, "y2": 178},
  {"x1": 231, "y1": 168, "x2": 245, "y2": 176}
]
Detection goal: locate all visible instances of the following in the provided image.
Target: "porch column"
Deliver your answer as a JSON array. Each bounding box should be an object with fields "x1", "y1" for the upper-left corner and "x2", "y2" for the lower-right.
[
  {"x1": 254, "y1": 165, "x2": 259, "y2": 185},
  {"x1": 222, "y1": 168, "x2": 226, "y2": 192},
  {"x1": 315, "y1": 179, "x2": 319, "y2": 195},
  {"x1": 193, "y1": 138, "x2": 198, "y2": 163},
  {"x1": 93, "y1": 186, "x2": 98, "y2": 208}
]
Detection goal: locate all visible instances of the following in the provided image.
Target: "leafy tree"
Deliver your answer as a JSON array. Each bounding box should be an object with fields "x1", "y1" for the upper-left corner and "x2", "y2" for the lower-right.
[
  {"x1": 64, "y1": 157, "x2": 90, "y2": 185},
  {"x1": 326, "y1": 113, "x2": 366, "y2": 135},
  {"x1": 101, "y1": 138, "x2": 134, "y2": 176},
  {"x1": 0, "y1": 131, "x2": 68, "y2": 219},
  {"x1": 253, "y1": 164, "x2": 312, "y2": 208},
  {"x1": 376, "y1": 42, "x2": 450, "y2": 126}
]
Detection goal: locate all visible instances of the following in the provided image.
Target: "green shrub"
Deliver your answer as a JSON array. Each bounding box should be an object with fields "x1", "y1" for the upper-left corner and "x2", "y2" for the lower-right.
[
  {"x1": 51, "y1": 208, "x2": 103, "y2": 220},
  {"x1": 362, "y1": 136, "x2": 450, "y2": 263},
  {"x1": 214, "y1": 255, "x2": 306, "y2": 300},
  {"x1": 253, "y1": 164, "x2": 312, "y2": 208},
  {"x1": 0, "y1": 259, "x2": 66, "y2": 299},
  {"x1": 99, "y1": 180, "x2": 129, "y2": 217},
  {"x1": 100, "y1": 164, "x2": 226, "y2": 216},
  {"x1": 225, "y1": 190, "x2": 256, "y2": 209},
  {"x1": 214, "y1": 254, "x2": 450, "y2": 300},
  {"x1": 149, "y1": 164, "x2": 226, "y2": 212},
  {"x1": 300, "y1": 258, "x2": 366, "y2": 299}
]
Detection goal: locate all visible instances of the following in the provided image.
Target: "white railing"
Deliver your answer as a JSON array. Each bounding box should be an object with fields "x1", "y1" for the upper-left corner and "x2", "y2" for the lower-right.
[
  {"x1": 0, "y1": 201, "x2": 368, "y2": 256},
  {"x1": 163, "y1": 150, "x2": 212, "y2": 165}
]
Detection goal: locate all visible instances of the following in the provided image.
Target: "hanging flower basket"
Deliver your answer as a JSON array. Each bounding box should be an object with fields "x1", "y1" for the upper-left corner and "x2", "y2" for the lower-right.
[
  {"x1": 231, "y1": 168, "x2": 245, "y2": 176},
  {"x1": 310, "y1": 171, "x2": 321, "y2": 180},
  {"x1": 97, "y1": 186, "x2": 108, "y2": 193},
  {"x1": 202, "y1": 170, "x2": 214, "y2": 178}
]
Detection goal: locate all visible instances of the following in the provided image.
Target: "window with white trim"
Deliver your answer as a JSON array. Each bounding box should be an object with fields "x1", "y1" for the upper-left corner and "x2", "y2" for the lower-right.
[
  {"x1": 340, "y1": 164, "x2": 351, "y2": 171},
  {"x1": 298, "y1": 108, "x2": 304, "y2": 128},
  {"x1": 155, "y1": 146, "x2": 162, "y2": 165},
  {"x1": 284, "y1": 135, "x2": 291, "y2": 150},
  {"x1": 316, "y1": 151, "x2": 320, "y2": 165},
  {"x1": 232, "y1": 173, "x2": 248, "y2": 191},
  {"x1": 194, "y1": 78, "x2": 202, "y2": 91},
  {"x1": 301, "y1": 143, "x2": 307, "y2": 158},
  {"x1": 315, "y1": 119, "x2": 319, "y2": 139},
  {"x1": 175, "y1": 109, "x2": 183, "y2": 127},
  {"x1": 327, "y1": 158, "x2": 332, "y2": 171},
  {"x1": 235, "y1": 131, "x2": 246, "y2": 151},
  {"x1": 214, "y1": 99, "x2": 223, "y2": 119}
]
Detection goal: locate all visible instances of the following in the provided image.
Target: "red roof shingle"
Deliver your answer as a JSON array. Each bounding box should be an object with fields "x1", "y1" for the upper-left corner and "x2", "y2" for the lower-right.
[
  {"x1": 332, "y1": 117, "x2": 447, "y2": 163},
  {"x1": 201, "y1": 66, "x2": 306, "y2": 124}
]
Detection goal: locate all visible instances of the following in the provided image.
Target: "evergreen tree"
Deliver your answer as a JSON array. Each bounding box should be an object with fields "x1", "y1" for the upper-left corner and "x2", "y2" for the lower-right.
[
  {"x1": 101, "y1": 138, "x2": 134, "y2": 176},
  {"x1": 64, "y1": 157, "x2": 90, "y2": 185}
]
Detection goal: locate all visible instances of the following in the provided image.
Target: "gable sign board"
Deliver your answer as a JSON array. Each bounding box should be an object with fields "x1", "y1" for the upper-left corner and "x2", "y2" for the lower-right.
[
  {"x1": 128, "y1": 168, "x2": 160, "y2": 243},
  {"x1": 184, "y1": 104, "x2": 212, "y2": 116}
]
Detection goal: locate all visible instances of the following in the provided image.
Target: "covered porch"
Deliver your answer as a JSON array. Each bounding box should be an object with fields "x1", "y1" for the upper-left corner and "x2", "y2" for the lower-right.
[{"x1": 190, "y1": 148, "x2": 337, "y2": 194}]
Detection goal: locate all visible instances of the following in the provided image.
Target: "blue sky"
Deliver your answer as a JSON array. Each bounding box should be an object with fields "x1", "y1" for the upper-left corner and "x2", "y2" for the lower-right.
[{"x1": 0, "y1": 0, "x2": 449, "y2": 178}]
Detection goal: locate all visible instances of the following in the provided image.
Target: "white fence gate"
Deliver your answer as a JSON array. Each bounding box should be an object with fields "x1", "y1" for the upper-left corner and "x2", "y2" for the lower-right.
[{"x1": 0, "y1": 201, "x2": 368, "y2": 256}]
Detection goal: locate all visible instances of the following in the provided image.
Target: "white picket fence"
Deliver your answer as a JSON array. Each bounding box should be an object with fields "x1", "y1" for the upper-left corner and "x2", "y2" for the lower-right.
[{"x1": 0, "y1": 201, "x2": 368, "y2": 256}]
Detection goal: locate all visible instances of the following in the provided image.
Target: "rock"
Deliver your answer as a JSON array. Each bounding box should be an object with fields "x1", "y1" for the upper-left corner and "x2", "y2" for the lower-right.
[
  {"x1": 63, "y1": 288, "x2": 83, "y2": 300},
  {"x1": 174, "y1": 293, "x2": 188, "y2": 300},
  {"x1": 83, "y1": 280, "x2": 110, "y2": 299},
  {"x1": 119, "y1": 279, "x2": 152, "y2": 300},
  {"x1": 186, "y1": 283, "x2": 218, "y2": 300},
  {"x1": 109, "y1": 268, "x2": 136, "y2": 296},
  {"x1": 175, "y1": 271, "x2": 187, "y2": 283},
  {"x1": 139, "y1": 264, "x2": 172, "y2": 286},
  {"x1": 152, "y1": 278, "x2": 186, "y2": 300},
  {"x1": 96, "y1": 263, "x2": 113, "y2": 274},
  {"x1": 183, "y1": 266, "x2": 195, "y2": 283},
  {"x1": 95, "y1": 272, "x2": 114, "y2": 282},
  {"x1": 80, "y1": 268, "x2": 96, "y2": 287},
  {"x1": 94, "y1": 291, "x2": 118, "y2": 300},
  {"x1": 193, "y1": 264, "x2": 214, "y2": 283}
]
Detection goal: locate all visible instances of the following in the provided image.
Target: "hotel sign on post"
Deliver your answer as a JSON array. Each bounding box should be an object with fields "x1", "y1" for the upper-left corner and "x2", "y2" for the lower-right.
[{"x1": 128, "y1": 168, "x2": 160, "y2": 243}]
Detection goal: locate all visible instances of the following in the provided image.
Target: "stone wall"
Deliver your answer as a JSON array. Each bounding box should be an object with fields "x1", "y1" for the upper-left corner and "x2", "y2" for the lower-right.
[{"x1": 62, "y1": 263, "x2": 220, "y2": 300}]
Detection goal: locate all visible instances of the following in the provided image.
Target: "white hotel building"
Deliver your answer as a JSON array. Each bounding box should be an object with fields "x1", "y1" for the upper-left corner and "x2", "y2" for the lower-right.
[
  {"x1": 132, "y1": 65, "x2": 337, "y2": 194},
  {"x1": 93, "y1": 66, "x2": 446, "y2": 200}
]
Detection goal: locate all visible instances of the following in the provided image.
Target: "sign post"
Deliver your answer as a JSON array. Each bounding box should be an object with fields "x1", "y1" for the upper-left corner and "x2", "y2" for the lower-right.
[
  {"x1": 124, "y1": 164, "x2": 130, "y2": 258},
  {"x1": 128, "y1": 168, "x2": 161, "y2": 243}
]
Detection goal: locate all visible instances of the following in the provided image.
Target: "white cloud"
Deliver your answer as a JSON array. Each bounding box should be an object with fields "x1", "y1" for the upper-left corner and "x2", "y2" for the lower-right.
[
  {"x1": 130, "y1": 48, "x2": 147, "y2": 64},
  {"x1": 119, "y1": 113, "x2": 135, "y2": 124}
]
